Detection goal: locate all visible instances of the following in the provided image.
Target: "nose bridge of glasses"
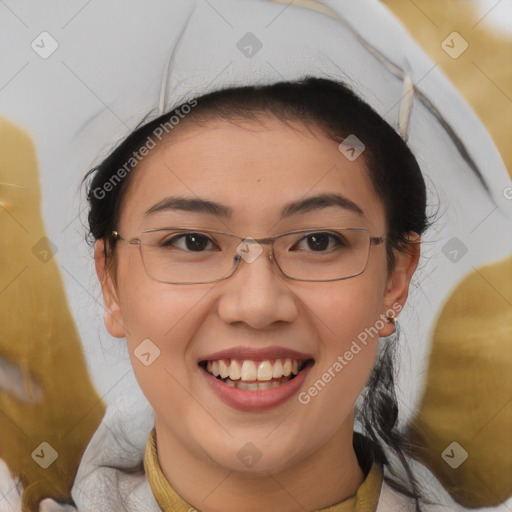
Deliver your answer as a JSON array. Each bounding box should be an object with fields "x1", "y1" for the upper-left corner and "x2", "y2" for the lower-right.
[{"x1": 230, "y1": 233, "x2": 276, "y2": 265}]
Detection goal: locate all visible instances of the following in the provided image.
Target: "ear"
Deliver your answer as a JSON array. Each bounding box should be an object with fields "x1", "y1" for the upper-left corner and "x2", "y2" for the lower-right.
[
  {"x1": 379, "y1": 232, "x2": 421, "y2": 337},
  {"x1": 94, "y1": 238, "x2": 126, "y2": 338}
]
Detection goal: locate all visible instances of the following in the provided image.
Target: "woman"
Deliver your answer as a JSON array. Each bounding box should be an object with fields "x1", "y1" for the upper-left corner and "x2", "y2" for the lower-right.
[{"x1": 73, "y1": 76, "x2": 436, "y2": 511}]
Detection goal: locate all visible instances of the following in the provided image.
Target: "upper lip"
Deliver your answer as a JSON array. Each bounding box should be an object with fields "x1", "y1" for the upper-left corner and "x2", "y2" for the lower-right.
[{"x1": 198, "y1": 346, "x2": 315, "y2": 363}]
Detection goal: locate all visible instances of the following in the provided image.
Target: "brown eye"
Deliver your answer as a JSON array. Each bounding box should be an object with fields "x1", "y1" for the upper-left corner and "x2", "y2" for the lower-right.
[
  {"x1": 161, "y1": 233, "x2": 215, "y2": 251},
  {"x1": 293, "y1": 232, "x2": 348, "y2": 252}
]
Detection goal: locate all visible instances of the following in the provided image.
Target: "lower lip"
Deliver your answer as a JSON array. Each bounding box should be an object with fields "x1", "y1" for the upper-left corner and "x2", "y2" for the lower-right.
[{"x1": 200, "y1": 361, "x2": 314, "y2": 412}]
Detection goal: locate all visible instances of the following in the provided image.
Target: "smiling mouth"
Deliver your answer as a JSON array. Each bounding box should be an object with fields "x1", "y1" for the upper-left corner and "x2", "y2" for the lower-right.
[{"x1": 198, "y1": 358, "x2": 315, "y2": 390}]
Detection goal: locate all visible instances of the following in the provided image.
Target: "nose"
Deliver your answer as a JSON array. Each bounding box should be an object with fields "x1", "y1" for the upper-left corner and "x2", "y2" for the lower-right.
[{"x1": 216, "y1": 243, "x2": 299, "y2": 329}]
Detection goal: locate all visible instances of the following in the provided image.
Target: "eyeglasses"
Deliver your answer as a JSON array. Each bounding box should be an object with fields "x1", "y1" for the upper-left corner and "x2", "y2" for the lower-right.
[{"x1": 111, "y1": 226, "x2": 386, "y2": 284}]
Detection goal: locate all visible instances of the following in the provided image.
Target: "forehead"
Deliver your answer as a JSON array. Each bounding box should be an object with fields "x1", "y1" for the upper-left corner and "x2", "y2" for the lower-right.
[{"x1": 118, "y1": 117, "x2": 386, "y2": 233}]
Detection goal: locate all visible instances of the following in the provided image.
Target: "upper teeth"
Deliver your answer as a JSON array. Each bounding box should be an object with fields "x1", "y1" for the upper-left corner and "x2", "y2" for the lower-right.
[{"x1": 205, "y1": 358, "x2": 305, "y2": 382}]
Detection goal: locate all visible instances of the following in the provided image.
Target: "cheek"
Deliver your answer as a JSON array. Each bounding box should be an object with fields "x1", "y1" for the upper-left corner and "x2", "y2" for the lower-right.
[
  {"x1": 116, "y1": 273, "x2": 213, "y2": 417},
  {"x1": 323, "y1": 287, "x2": 381, "y2": 380},
  {"x1": 114, "y1": 250, "x2": 212, "y2": 376},
  {"x1": 116, "y1": 249, "x2": 194, "y2": 337},
  {"x1": 119, "y1": 279, "x2": 210, "y2": 352},
  {"x1": 311, "y1": 271, "x2": 385, "y2": 349},
  {"x1": 296, "y1": 275, "x2": 385, "y2": 420}
]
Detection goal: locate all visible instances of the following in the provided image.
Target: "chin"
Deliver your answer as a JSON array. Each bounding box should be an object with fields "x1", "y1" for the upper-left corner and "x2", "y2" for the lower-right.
[{"x1": 205, "y1": 440, "x2": 304, "y2": 475}]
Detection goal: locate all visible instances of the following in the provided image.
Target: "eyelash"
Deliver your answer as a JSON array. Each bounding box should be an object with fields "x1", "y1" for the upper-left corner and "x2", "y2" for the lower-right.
[
  {"x1": 161, "y1": 233, "x2": 218, "y2": 251},
  {"x1": 159, "y1": 232, "x2": 347, "y2": 252}
]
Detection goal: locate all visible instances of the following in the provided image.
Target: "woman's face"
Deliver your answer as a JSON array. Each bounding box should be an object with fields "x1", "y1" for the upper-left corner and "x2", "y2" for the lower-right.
[{"x1": 96, "y1": 116, "x2": 417, "y2": 476}]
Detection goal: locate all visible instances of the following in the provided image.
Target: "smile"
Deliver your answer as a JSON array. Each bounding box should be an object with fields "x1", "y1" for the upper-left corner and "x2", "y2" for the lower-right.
[
  {"x1": 199, "y1": 357, "x2": 314, "y2": 410},
  {"x1": 203, "y1": 358, "x2": 306, "y2": 379}
]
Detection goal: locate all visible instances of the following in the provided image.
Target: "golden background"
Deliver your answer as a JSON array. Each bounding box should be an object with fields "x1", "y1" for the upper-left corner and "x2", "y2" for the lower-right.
[{"x1": 382, "y1": 0, "x2": 512, "y2": 178}]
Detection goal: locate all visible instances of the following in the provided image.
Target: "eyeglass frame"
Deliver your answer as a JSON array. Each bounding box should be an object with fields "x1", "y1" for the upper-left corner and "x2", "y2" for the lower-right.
[{"x1": 111, "y1": 226, "x2": 387, "y2": 284}]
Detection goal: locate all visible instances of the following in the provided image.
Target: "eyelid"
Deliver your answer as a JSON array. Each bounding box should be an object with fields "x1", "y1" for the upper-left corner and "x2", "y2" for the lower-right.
[
  {"x1": 155, "y1": 230, "x2": 218, "y2": 243},
  {"x1": 141, "y1": 226, "x2": 373, "y2": 240},
  {"x1": 142, "y1": 226, "x2": 230, "y2": 236},
  {"x1": 162, "y1": 231, "x2": 218, "y2": 249},
  {"x1": 292, "y1": 230, "x2": 349, "y2": 247}
]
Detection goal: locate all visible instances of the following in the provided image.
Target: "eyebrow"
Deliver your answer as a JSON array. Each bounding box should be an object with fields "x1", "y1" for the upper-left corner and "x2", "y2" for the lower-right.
[{"x1": 144, "y1": 193, "x2": 365, "y2": 219}]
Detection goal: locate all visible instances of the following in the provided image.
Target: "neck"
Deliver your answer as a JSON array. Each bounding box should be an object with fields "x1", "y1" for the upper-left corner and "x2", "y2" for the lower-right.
[{"x1": 154, "y1": 414, "x2": 365, "y2": 512}]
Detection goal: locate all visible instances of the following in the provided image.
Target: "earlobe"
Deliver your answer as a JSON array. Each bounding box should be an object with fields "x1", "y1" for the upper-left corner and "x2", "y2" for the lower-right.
[
  {"x1": 94, "y1": 239, "x2": 126, "y2": 339},
  {"x1": 379, "y1": 232, "x2": 421, "y2": 337}
]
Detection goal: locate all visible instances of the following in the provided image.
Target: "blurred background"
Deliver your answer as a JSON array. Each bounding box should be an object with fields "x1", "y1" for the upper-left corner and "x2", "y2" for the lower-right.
[{"x1": 381, "y1": 0, "x2": 512, "y2": 178}]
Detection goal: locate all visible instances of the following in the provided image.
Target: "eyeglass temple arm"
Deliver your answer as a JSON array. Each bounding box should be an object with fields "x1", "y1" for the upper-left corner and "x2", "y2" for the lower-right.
[{"x1": 111, "y1": 231, "x2": 141, "y2": 245}]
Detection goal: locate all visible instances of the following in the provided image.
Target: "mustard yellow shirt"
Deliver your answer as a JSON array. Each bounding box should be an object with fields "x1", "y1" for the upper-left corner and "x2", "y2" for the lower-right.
[{"x1": 144, "y1": 428, "x2": 384, "y2": 511}]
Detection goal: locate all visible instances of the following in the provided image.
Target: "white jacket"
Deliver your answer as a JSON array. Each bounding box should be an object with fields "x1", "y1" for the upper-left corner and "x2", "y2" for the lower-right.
[
  {"x1": 2, "y1": 410, "x2": 499, "y2": 512},
  {"x1": 1, "y1": 395, "x2": 510, "y2": 512},
  {"x1": 4, "y1": 456, "x2": 512, "y2": 512},
  {"x1": 1, "y1": 456, "x2": 420, "y2": 512},
  {"x1": 0, "y1": 393, "x2": 420, "y2": 512}
]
